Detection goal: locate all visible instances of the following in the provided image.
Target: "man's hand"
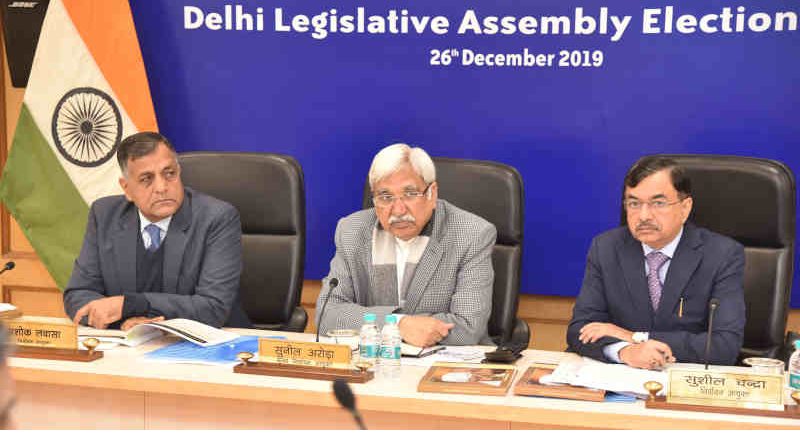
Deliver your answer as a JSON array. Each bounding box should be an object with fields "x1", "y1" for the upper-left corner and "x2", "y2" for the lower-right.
[
  {"x1": 72, "y1": 296, "x2": 124, "y2": 329},
  {"x1": 121, "y1": 316, "x2": 165, "y2": 331},
  {"x1": 398, "y1": 315, "x2": 454, "y2": 347},
  {"x1": 578, "y1": 322, "x2": 633, "y2": 344},
  {"x1": 619, "y1": 340, "x2": 675, "y2": 370}
]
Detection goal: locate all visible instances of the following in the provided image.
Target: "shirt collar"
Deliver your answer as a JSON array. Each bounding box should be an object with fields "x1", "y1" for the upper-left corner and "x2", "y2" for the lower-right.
[
  {"x1": 642, "y1": 225, "x2": 684, "y2": 259},
  {"x1": 138, "y1": 211, "x2": 172, "y2": 234}
]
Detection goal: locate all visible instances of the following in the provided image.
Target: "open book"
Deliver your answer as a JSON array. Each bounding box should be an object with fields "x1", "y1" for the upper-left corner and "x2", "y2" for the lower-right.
[{"x1": 79, "y1": 318, "x2": 239, "y2": 348}]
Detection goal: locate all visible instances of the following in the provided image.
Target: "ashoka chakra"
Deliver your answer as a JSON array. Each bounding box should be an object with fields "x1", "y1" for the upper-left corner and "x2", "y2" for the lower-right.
[{"x1": 52, "y1": 87, "x2": 122, "y2": 167}]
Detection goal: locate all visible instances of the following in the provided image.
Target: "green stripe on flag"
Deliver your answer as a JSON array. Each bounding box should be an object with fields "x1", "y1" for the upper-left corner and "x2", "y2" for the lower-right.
[{"x1": 0, "y1": 104, "x2": 90, "y2": 289}]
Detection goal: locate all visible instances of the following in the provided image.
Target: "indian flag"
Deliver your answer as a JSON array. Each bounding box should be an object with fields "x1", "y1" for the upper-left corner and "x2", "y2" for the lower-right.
[{"x1": 0, "y1": 0, "x2": 158, "y2": 289}]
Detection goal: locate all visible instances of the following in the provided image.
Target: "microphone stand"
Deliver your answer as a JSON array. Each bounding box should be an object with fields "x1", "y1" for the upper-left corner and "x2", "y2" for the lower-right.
[
  {"x1": 704, "y1": 299, "x2": 719, "y2": 370},
  {"x1": 316, "y1": 278, "x2": 339, "y2": 342}
]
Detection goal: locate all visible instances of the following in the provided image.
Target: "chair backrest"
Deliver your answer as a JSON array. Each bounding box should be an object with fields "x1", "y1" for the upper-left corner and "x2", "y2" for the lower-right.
[
  {"x1": 629, "y1": 155, "x2": 795, "y2": 360},
  {"x1": 179, "y1": 152, "x2": 306, "y2": 330},
  {"x1": 363, "y1": 157, "x2": 528, "y2": 347}
]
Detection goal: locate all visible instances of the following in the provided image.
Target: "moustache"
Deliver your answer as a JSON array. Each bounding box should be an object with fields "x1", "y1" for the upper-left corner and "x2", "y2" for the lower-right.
[
  {"x1": 389, "y1": 214, "x2": 416, "y2": 225},
  {"x1": 636, "y1": 222, "x2": 660, "y2": 231}
]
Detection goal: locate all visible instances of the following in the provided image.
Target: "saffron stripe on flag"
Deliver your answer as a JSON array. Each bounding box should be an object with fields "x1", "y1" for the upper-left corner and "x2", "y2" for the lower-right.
[{"x1": 62, "y1": 0, "x2": 158, "y2": 132}]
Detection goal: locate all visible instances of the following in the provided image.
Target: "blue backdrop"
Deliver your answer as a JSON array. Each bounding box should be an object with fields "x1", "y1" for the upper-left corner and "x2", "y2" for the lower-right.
[{"x1": 129, "y1": 0, "x2": 800, "y2": 307}]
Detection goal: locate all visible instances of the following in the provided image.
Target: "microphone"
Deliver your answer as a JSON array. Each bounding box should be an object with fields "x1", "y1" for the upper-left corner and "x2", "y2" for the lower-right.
[
  {"x1": 0, "y1": 261, "x2": 15, "y2": 275},
  {"x1": 333, "y1": 378, "x2": 366, "y2": 430},
  {"x1": 315, "y1": 277, "x2": 339, "y2": 342},
  {"x1": 704, "y1": 298, "x2": 720, "y2": 370}
]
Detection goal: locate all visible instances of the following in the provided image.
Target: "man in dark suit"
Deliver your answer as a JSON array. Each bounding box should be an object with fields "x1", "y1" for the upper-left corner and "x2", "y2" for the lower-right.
[
  {"x1": 63, "y1": 132, "x2": 250, "y2": 329},
  {"x1": 567, "y1": 157, "x2": 745, "y2": 368}
]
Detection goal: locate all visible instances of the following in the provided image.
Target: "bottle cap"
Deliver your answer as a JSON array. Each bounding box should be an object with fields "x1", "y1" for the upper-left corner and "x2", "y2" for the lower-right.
[
  {"x1": 363, "y1": 313, "x2": 376, "y2": 323},
  {"x1": 385, "y1": 314, "x2": 397, "y2": 324}
]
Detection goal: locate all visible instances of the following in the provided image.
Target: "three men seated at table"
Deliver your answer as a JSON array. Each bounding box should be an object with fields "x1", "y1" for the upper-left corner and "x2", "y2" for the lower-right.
[
  {"x1": 63, "y1": 131, "x2": 250, "y2": 330},
  {"x1": 315, "y1": 143, "x2": 497, "y2": 347},
  {"x1": 61, "y1": 134, "x2": 747, "y2": 366},
  {"x1": 567, "y1": 157, "x2": 746, "y2": 369}
]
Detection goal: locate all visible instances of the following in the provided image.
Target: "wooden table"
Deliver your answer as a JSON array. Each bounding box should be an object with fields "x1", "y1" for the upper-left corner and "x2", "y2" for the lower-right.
[{"x1": 8, "y1": 330, "x2": 800, "y2": 429}]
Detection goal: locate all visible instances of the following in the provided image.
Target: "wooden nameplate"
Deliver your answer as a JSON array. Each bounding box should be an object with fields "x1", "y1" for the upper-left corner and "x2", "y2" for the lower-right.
[
  {"x1": 514, "y1": 367, "x2": 606, "y2": 402},
  {"x1": 233, "y1": 361, "x2": 374, "y2": 383},
  {"x1": 646, "y1": 396, "x2": 800, "y2": 419},
  {"x1": 13, "y1": 345, "x2": 103, "y2": 362}
]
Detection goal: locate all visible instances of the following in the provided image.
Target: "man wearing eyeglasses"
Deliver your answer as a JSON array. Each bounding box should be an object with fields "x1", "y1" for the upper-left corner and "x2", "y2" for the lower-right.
[
  {"x1": 567, "y1": 157, "x2": 745, "y2": 368},
  {"x1": 315, "y1": 143, "x2": 496, "y2": 347},
  {"x1": 0, "y1": 325, "x2": 15, "y2": 429}
]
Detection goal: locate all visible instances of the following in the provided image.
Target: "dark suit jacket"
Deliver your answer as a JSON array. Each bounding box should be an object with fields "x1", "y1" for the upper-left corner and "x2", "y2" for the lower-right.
[
  {"x1": 63, "y1": 187, "x2": 250, "y2": 328},
  {"x1": 567, "y1": 223, "x2": 745, "y2": 365}
]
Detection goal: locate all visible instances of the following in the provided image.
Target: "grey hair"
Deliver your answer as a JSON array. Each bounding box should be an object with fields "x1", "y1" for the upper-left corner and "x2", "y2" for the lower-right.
[
  {"x1": 368, "y1": 143, "x2": 436, "y2": 190},
  {"x1": 116, "y1": 131, "x2": 178, "y2": 177}
]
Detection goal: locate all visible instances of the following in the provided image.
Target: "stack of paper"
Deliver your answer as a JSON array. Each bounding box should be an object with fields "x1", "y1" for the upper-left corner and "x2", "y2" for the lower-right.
[
  {"x1": 542, "y1": 355, "x2": 667, "y2": 397},
  {"x1": 79, "y1": 326, "x2": 164, "y2": 348}
]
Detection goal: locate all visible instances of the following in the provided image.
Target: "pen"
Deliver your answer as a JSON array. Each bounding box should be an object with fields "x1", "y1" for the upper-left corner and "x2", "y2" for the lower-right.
[{"x1": 678, "y1": 297, "x2": 684, "y2": 318}]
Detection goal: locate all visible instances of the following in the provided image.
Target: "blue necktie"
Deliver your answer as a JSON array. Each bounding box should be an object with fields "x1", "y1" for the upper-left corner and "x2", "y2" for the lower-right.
[{"x1": 145, "y1": 224, "x2": 162, "y2": 252}]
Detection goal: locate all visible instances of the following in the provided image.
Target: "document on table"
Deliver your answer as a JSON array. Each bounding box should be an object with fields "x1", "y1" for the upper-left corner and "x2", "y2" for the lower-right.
[
  {"x1": 144, "y1": 335, "x2": 285, "y2": 366},
  {"x1": 528, "y1": 349, "x2": 568, "y2": 366},
  {"x1": 79, "y1": 325, "x2": 164, "y2": 348},
  {"x1": 401, "y1": 346, "x2": 486, "y2": 367},
  {"x1": 541, "y1": 355, "x2": 667, "y2": 397}
]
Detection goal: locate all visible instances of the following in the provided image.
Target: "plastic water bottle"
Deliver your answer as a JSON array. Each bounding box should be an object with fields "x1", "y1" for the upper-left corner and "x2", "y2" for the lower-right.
[
  {"x1": 379, "y1": 314, "x2": 402, "y2": 379},
  {"x1": 358, "y1": 313, "x2": 379, "y2": 367},
  {"x1": 789, "y1": 339, "x2": 800, "y2": 390}
]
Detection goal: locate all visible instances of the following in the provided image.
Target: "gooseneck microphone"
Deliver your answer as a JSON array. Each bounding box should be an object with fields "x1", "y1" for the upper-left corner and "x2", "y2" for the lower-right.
[
  {"x1": 315, "y1": 277, "x2": 339, "y2": 342},
  {"x1": 333, "y1": 378, "x2": 366, "y2": 430},
  {"x1": 704, "y1": 298, "x2": 720, "y2": 370},
  {"x1": 0, "y1": 261, "x2": 15, "y2": 275}
]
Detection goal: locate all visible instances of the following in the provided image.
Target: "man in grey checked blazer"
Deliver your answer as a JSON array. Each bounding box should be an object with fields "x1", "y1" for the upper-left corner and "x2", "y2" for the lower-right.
[{"x1": 316, "y1": 144, "x2": 496, "y2": 347}]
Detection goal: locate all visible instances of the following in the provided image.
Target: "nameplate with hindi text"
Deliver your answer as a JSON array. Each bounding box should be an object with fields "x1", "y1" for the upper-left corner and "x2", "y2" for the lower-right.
[
  {"x1": 7, "y1": 316, "x2": 77, "y2": 349},
  {"x1": 667, "y1": 368, "x2": 784, "y2": 411},
  {"x1": 258, "y1": 339, "x2": 352, "y2": 368}
]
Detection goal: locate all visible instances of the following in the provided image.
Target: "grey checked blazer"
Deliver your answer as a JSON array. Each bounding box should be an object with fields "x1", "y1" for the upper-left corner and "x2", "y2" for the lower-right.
[{"x1": 316, "y1": 199, "x2": 496, "y2": 345}]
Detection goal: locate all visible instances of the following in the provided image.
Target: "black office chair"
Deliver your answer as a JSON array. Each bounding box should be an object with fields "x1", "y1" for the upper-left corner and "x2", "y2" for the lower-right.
[
  {"x1": 363, "y1": 157, "x2": 530, "y2": 349},
  {"x1": 179, "y1": 152, "x2": 308, "y2": 332},
  {"x1": 631, "y1": 155, "x2": 796, "y2": 361}
]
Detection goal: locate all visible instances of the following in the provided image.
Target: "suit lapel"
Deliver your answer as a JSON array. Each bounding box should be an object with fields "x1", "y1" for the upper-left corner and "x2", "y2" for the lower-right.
[
  {"x1": 112, "y1": 204, "x2": 138, "y2": 292},
  {"x1": 617, "y1": 232, "x2": 653, "y2": 320},
  {"x1": 404, "y1": 202, "x2": 444, "y2": 314},
  {"x1": 656, "y1": 225, "x2": 703, "y2": 322},
  {"x1": 404, "y1": 240, "x2": 442, "y2": 314},
  {"x1": 163, "y1": 192, "x2": 192, "y2": 294}
]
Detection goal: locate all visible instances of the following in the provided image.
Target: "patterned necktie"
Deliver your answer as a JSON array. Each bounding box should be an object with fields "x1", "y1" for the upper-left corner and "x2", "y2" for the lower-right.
[
  {"x1": 145, "y1": 224, "x2": 162, "y2": 252},
  {"x1": 646, "y1": 251, "x2": 669, "y2": 311}
]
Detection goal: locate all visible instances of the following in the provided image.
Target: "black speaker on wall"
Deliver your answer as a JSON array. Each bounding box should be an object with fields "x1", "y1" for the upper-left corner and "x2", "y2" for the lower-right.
[{"x1": 1, "y1": 0, "x2": 49, "y2": 88}]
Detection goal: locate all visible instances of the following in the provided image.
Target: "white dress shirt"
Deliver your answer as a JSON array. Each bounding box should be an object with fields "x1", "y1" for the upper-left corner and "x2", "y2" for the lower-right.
[
  {"x1": 393, "y1": 235, "x2": 421, "y2": 322},
  {"x1": 138, "y1": 211, "x2": 171, "y2": 250}
]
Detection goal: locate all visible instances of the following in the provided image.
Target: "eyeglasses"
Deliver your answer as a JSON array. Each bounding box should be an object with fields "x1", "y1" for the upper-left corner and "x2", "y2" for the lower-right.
[
  {"x1": 624, "y1": 198, "x2": 684, "y2": 212},
  {"x1": 373, "y1": 184, "x2": 432, "y2": 208}
]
